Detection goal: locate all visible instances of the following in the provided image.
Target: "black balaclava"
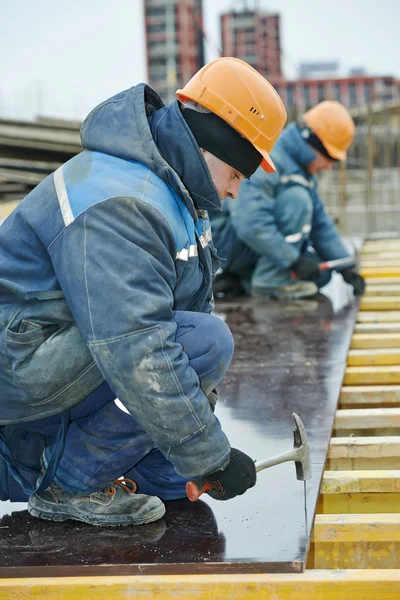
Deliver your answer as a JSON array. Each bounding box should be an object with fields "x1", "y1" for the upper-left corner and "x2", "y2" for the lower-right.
[
  {"x1": 181, "y1": 104, "x2": 263, "y2": 179},
  {"x1": 300, "y1": 126, "x2": 339, "y2": 162}
]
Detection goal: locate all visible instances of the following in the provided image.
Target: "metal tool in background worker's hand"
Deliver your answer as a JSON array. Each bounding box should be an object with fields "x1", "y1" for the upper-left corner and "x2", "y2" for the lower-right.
[
  {"x1": 186, "y1": 413, "x2": 311, "y2": 502},
  {"x1": 318, "y1": 256, "x2": 356, "y2": 271},
  {"x1": 291, "y1": 255, "x2": 356, "y2": 280}
]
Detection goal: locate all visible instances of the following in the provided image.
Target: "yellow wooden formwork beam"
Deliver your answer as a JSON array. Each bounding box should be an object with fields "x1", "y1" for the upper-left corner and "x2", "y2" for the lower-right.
[
  {"x1": 362, "y1": 252, "x2": 400, "y2": 260},
  {"x1": 339, "y1": 385, "x2": 400, "y2": 407},
  {"x1": 365, "y1": 285, "x2": 400, "y2": 296},
  {"x1": 354, "y1": 322, "x2": 400, "y2": 333},
  {"x1": 347, "y1": 348, "x2": 400, "y2": 366},
  {"x1": 317, "y1": 491, "x2": 400, "y2": 514},
  {"x1": 344, "y1": 365, "x2": 400, "y2": 385},
  {"x1": 365, "y1": 277, "x2": 400, "y2": 286},
  {"x1": 321, "y1": 470, "x2": 400, "y2": 493},
  {"x1": 309, "y1": 514, "x2": 400, "y2": 569},
  {"x1": 356, "y1": 311, "x2": 400, "y2": 323},
  {"x1": 334, "y1": 408, "x2": 400, "y2": 430},
  {"x1": 362, "y1": 240, "x2": 400, "y2": 251},
  {"x1": 313, "y1": 513, "x2": 400, "y2": 542},
  {"x1": 360, "y1": 267, "x2": 400, "y2": 278},
  {"x1": 350, "y1": 333, "x2": 400, "y2": 349},
  {"x1": 359, "y1": 296, "x2": 400, "y2": 311},
  {"x1": 2, "y1": 572, "x2": 400, "y2": 600},
  {"x1": 361, "y1": 260, "x2": 400, "y2": 268},
  {"x1": 329, "y1": 436, "x2": 400, "y2": 458},
  {"x1": 327, "y1": 436, "x2": 400, "y2": 470}
]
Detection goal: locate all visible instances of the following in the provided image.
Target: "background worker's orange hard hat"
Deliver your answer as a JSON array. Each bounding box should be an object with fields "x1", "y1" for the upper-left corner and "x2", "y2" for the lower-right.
[
  {"x1": 304, "y1": 101, "x2": 355, "y2": 160},
  {"x1": 176, "y1": 57, "x2": 287, "y2": 173}
]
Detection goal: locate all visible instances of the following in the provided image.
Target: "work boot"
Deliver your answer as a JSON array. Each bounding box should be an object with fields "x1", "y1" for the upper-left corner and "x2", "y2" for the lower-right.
[
  {"x1": 253, "y1": 281, "x2": 318, "y2": 300},
  {"x1": 28, "y1": 478, "x2": 166, "y2": 527}
]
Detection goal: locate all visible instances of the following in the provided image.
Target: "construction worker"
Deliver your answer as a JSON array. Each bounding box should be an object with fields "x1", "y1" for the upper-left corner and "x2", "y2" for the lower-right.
[
  {"x1": 210, "y1": 101, "x2": 366, "y2": 299},
  {"x1": 0, "y1": 58, "x2": 286, "y2": 525}
]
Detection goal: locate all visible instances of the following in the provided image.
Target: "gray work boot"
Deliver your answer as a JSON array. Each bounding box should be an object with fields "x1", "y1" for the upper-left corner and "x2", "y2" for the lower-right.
[
  {"x1": 28, "y1": 478, "x2": 166, "y2": 527},
  {"x1": 253, "y1": 281, "x2": 318, "y2": 300}
]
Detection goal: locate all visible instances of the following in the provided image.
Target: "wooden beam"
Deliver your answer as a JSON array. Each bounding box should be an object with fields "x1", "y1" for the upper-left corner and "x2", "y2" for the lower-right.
[
  {"x1": 365, "y1": 285, "x2": 400, "y2": 296},
  {"x1": 335, "y1": 408, "x2": 400, "y2": 430},
  {"x1": 359, "y1": 296, "x2": 400, "y2": 311},
  {"x1": 356, "y1": 311, "x2": 400, "y2": 323},
  {"x1": 321, "y1": 470, "x2": 400, "y2": 493},
  {"x1": 362, "y1": 253, "x2": 400, "y2": 260},
  {"x1": 360, "y1": 267, "x2": 400, "y2": 278},
  {"x1": 327, "y1": 436, "x2": 400, "y2": 469},
  {"x1": 344, "y1": 366, "x2": 400, "y2": 385},
  {"x1": 313, "y1": 513, "x2": 400, "y2": 542},
  {"x1": 339, "y1": 385, "x2": 400, "y2": 407},
  {"x1": 309, "y1": 514, "x2": 400, "y2": 569},
  {"x1": 2, "y1": 572, "x2": 400, "y2": 600},
  {"x1": 365, "y1": 277, "x2": 400, "y2": 286},
  {"x1": 350, "y1": 333, "x2": 400, "y2": 349},
  {"x1": 361, "y1": 260, "x2": 400, "y2": 268},
  {"x1": 347, "y1": 348, "x2": 400, "y2": 366},
  {"x1": 362, "y1": 240, "x2": 400, "y2": 251},
  {"x1": 354, "y1": 323, "x2": 400, "y2": 333},
  {"x1": 329, "y1": 436, "x2": 400, "y2": 458},
  {"x1": 317, "y1": 491, "x2": 400, "y2": 514}
]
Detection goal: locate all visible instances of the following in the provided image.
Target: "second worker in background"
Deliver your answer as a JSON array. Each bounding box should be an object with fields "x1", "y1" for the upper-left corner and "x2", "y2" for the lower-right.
[{"x1": 211, "y1": 101, "x2": 366, "y2": 300}]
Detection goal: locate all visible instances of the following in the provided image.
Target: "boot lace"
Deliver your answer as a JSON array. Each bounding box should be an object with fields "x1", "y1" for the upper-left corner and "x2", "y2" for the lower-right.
[{"x1": 105, "y1": 478, "x2": 138, "y2": 497}]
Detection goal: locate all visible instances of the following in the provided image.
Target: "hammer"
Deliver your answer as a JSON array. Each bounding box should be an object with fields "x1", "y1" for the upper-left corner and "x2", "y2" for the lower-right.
[
  {"x1": 291, "y1": 256, "x2": 356, "y2": 280},
  {"x1": 318, "y1": 256, "x2": 355, "y2": 271},
  {"x1": 186, "y1": 413, "x2": 312, "y2": 501}
]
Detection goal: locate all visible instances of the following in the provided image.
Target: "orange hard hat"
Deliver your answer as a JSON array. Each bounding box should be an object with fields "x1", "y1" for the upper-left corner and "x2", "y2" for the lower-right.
[
  {"x1": 303, "y1": 101, "x2": 355, "y2": 160},
  {"x1": 176, "y1": 57, "x2": 287, "y2": 173}
]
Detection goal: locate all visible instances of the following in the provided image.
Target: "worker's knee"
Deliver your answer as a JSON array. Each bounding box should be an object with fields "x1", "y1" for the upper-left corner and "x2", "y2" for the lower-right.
[
  {"x1": 174, "y1": 311, "x2": 234, "y2": 392},
  {"x1": 200, "y1": 313, "x2": 234, "y2": 365}
]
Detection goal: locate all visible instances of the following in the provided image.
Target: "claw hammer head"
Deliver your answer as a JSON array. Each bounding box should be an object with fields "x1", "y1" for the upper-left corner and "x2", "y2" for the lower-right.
[{"x1": 292, "y1": 413, "x2": 312, "y2": 481}]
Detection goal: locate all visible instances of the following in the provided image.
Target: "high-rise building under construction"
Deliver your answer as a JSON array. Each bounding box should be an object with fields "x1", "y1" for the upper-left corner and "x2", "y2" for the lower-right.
[
  {"x1": 220, "y1": 8, "x2": 282, "y2": 80},
  {"x1": 144, "y1": 0, "x2": 205, "y2": 104}
]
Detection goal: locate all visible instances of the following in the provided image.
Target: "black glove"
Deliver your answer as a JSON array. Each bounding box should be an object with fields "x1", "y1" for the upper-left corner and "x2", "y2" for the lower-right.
[
  {"x1": 291, "y1": 256, "x2": 320, "y2": 281},
  {"x1": 341, "y1": 268, "x2": 366, "y2": 295},
  {"x1": 194, "y1": 448, "x2": 256, "y2": 501}
]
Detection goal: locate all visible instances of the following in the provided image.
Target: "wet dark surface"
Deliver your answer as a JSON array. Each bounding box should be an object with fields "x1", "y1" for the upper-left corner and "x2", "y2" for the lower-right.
[{"x1": 0, "y1": 279, "x2": 359, "y2": 576}]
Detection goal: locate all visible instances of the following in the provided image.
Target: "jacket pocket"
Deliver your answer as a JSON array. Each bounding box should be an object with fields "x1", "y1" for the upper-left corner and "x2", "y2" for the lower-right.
[
  {"x1": 6, "y1": 319, "x2": 58, "y2": 349},
  {"x1": 5, "y1": 320, "x2": 98, "y2": 404}
]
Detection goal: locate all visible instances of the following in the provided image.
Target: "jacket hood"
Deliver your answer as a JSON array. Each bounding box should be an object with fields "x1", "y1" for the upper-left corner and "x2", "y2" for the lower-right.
[
  {"x1": 276, "y1": 123, "x2": 317, "y2": 172},
  {"x1": 80, "y1": 84, "x2": 221, "y2": 215}
]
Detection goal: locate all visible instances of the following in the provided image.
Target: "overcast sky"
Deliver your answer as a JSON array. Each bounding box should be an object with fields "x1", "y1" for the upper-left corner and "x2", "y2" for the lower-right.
[{"x1": 1, "y1": 0, "x2": 399, "y2": 120}]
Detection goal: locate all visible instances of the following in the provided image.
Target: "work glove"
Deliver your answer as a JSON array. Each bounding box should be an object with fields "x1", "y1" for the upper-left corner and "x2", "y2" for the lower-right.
[
  {"x1": 341, "y1": 268, "x2": 366, "y2": 295},
  {"x1": 291, "y1": 256, "x2": 320, "y2": 281},
  {"x1": 193, "y1": 448, "x2": 256, "y2": 501}
]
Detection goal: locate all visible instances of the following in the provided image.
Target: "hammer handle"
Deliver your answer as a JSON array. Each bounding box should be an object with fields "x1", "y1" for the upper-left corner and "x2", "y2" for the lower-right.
[
  {"x1": 186, "y1": 451, "x2": 299, "y2": 501},
  {"x1": 186, "y1": 458, "x2": 262, "y2": 502},
  {"x1": 186, "y1": 479, "x2": 213, "y2": 502}
]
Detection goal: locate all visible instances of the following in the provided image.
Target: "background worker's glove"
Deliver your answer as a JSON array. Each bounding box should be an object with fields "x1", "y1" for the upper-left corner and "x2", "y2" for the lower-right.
[
  {"x1": 193, "y1": 448, "x2": 256, "y2": 501},
  {"x1": 341, "y1": 268, "x2": 366, "y2": 295},
  {"x1": 291, "y1": 256, "x2": 320, "y2": 281}
]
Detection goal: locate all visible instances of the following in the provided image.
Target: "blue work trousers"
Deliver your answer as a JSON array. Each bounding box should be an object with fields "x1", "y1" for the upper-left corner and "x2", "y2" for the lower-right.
[{"x1": 5, "y1": 311, "x2": 234, "y2": 502}]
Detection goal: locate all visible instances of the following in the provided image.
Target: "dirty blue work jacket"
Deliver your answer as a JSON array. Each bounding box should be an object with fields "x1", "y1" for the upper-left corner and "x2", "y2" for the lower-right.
[
  {"x1": 0, "y1": 85, "x2": 230, "y2": 481},
  {"x1": 211, "y1": 123, "x2": 350, "y2": 271}
]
